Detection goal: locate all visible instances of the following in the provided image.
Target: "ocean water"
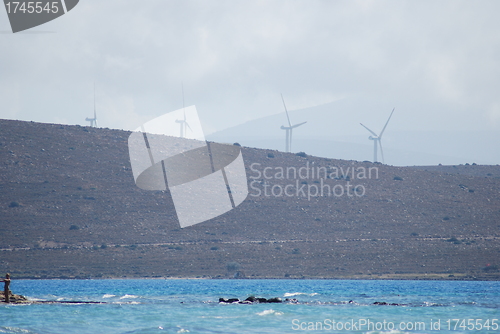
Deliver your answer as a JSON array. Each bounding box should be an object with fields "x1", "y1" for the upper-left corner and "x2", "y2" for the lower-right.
[{"x1": 1, "y1": 279, "x2": 499, "y2": 333}]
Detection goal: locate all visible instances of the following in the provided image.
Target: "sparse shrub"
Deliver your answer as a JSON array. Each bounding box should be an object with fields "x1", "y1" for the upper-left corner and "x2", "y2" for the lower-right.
[
  {"x1": 267, "y1": 153, "x2": 275, "y2": 158},
  {"x1": 8, "y1": 201, "x2": 20, "y2": 208},
  {"x1": 129, "y1": 244, "x2": 138, "y2": 250},
  {"x1": 226, "y1": 262, "x2": 241, "y2": 272},
  {"x1": 446, "y1": 237, "x2": 461, "y2": 244},
  {"x1": 69, "y1": 225, "x2": 80, "y2": 230},
  {"x1": 210, "y1": 246, "x2": 219, "y2": 251},
  {"x1": 233, "y1": 142, "x2": 241, "y2": 146},
  {"x1": 410, "y1": 232, "x2": 419, "y2": 236},
  {"x1": 393, "y1": 176, "x2": 403, "y2": 181},
  {"x1": 443, "y1": 216, "x2": 451, "y2": 221},
  {"x1": 482, "y1": 265, "x2": 499, "y2": 272},
  {"x1": 296, "y1": 152, "x2": 307, "y2": 158},
  {"x1": 101, "y1": 244, "x2": 108, "y2": 249},
  {"x1": 292, "y1": 248, "x2": 300, "y2": 254},
  {"x1": 468, "y1": 189, "x2": 475, "y2": 193}
]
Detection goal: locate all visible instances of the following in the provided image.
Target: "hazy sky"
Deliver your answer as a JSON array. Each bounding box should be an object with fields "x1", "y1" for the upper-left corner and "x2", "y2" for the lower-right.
[{"x1": 1, "y1": 0, "x2": 499, "y2": 164}]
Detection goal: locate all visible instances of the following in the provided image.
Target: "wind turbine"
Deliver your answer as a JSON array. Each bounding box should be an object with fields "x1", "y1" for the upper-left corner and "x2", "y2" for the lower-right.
[
  {"x1": 360, "y1": 108, "x2": 395, "y2": 163},
  {"x1": 280, "y1": 94, "x2": 307, "y2": 153},
  {"x1": 85, "y1": 83, "x2": 98, "y2": 127},
  {"x1": 175, "y1": 83, "x2": 192, "y2": 138}
]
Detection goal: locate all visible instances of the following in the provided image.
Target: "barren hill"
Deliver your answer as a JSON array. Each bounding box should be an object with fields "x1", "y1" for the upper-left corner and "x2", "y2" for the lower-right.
[{"x1": 0, "y1": 119, "x2": 499, "y2": 280}]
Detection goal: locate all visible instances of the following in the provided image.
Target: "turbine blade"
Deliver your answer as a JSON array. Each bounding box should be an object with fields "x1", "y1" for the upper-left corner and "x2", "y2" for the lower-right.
[
  {"x1": 360, "y1": 123, "x2": 378, "y2": 137},
  {"x1": 185, "y1": 121, "x2": 192, "y2": 132},
  {"x1": 281, "y1": 93, "x2": 292, "y2": 127},
  {"x1": 291, "y1": 121, "x2": 307, "y2": 129},
  {"x1": 379, "y1": 140, "x2": 385, "y2": 164},
  {"x1": 379, "y1": 107, "x2": 395, "y2": 138}
]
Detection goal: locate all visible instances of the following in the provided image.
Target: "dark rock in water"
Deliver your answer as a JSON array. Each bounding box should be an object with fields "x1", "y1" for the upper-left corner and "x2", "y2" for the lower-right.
[
  {"x1": 238, "y1": 300, "x2": 253, "y2": 304},
  {"x1": 220, "y1": 296, "x2": 286, "y2": 304},
  {"x1": 373, "y1": 301, "x2": 403, "y2": 306},
  {"x1": 373, "y1": 301, "x2": 388, "y2": 305},
  {"x1": 219, "y1": 298, "x2": 240, "y2": 303},
  {"x1": 285, "y1": 298, "x2": 299, "y2": 303}
]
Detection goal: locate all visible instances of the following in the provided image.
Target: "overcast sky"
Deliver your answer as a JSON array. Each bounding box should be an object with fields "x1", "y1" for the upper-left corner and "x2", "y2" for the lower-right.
[{"x1": 1, "y1": 0, "x2": 499, "y2": 164}]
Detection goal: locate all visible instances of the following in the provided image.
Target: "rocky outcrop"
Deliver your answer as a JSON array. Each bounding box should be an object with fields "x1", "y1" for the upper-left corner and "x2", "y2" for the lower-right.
[{"x1": 1, "y1": 291, "x2": 29, "y2": 303}]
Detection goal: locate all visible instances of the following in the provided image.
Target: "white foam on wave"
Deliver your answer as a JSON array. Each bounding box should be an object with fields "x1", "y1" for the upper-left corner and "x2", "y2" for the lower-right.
[
  {"x1": 102, "y1": 294, "x2": 116, "y2": 298},
  {"x1": 284, "y1": 292, "x2": 318, "y2": 297},
  {"x1": 256, "y1": 309, "x2": 283, "y2": 316},
  {"x1": 119, "y1": 294, "x2": 139, "y2": 299},
  {"x1": 111, "y1": 301, "x2": 141, "y2": 305}
]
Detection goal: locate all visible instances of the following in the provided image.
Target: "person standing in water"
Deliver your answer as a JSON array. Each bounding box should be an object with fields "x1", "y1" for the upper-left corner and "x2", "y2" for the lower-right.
[{"x1": 1, "y1": 273, "x2": 11, "y2": 303}]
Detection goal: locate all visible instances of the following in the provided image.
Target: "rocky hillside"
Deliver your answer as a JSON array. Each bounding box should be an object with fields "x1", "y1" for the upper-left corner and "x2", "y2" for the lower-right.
[{"x1": 0, "y1": 119, "x2": 499, "y2": 280}]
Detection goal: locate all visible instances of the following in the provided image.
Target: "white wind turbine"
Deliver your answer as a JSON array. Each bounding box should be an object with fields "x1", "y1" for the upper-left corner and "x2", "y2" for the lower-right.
[
  {"x1": 280, "y1": 94, "x2": 307, "y2": 153},
  {"x1": 175, "y1": 83, "x2": 192, "y2": 138},
  {"x1": 85, "y1": 84, "x2": 98, "y2": 127},
  {"x1": 360, "y1": 108, "x2": 395, "y2": 163}
]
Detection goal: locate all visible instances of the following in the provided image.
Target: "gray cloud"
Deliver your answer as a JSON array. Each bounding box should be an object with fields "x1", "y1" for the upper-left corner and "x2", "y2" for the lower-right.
[{"x1": 1, "y1": 0, "x2": 499, "y2": 163}]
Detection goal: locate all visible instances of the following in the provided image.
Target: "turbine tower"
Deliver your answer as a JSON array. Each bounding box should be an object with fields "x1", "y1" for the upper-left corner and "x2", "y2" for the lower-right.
[
  {"x1": 360, "y1": 108, "x2": 395, "y2": 163},
  {"x1": 280, "y1": 94, "x2": 307, "y2": 153},
  {"x1": 85, "y1": 83, "x2": 98, "y2": 127},
  {"x1": 175, "y1": 83, "x2": 191, "y2": 138}
]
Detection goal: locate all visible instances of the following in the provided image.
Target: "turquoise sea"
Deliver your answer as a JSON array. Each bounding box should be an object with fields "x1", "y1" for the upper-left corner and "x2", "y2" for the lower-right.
[{"x1": 1, "y1": 279, "x2": 499, "y2": 333}]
